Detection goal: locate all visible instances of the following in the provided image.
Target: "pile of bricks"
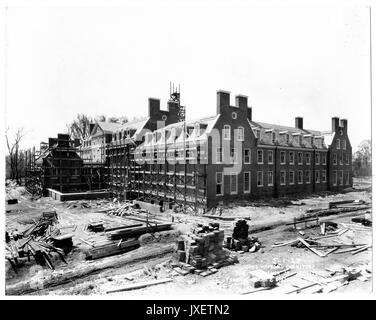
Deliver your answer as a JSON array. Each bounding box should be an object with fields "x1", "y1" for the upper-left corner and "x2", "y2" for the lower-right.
[
  {"x1": 174, "y1": 223, "x2": 238, "y2": 276},
  {"x1": 226, "y1": 219, "x2": 261, "y2": 253}
]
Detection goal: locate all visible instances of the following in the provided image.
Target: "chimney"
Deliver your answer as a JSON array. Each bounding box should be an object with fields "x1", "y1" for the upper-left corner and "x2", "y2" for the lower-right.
[
  {"x1": 89, "y1": 123, "x2": 95, "y2": 134},
  {"x1": 331, "y1": 117, "x2": 340, "y2": 133},
  {"x1": 216, "y1": 90, "x2": 230, "y2": 115},
  {"x1": 235, "y1": 95, "x2": 248, "y2": 109},
  {"x1": 247, "y1": 107, "x2": 252, "y2": 121},
  {"x1": 148, "y1": 98, "x2": 161, "y2": 118},
  {"x1": 340, "y1": 119, "x2": 348, "y2": 130},
  {"x1": 295, "y1": 117, "x2": 303, "y2": 130}
]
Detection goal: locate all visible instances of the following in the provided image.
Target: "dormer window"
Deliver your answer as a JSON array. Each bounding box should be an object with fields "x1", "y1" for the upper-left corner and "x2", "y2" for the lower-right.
[
  {"x1": 286, "y1": 134, "x2": 290, "y2": 144},
  {"x1": 272, "y1": 132, "x2": 276, "y2": 143},
  {"x1": 223, "y1": 125, "x2": 231, "y2": 140},
  {"x1": 195, "y1": 123, "x2": 201, "y2": 137}
]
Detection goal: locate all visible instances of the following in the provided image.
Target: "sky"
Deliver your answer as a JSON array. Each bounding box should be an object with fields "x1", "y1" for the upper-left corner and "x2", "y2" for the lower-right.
[{"x1": 3, "y1": 3, "x2": 372, "y2": 152}]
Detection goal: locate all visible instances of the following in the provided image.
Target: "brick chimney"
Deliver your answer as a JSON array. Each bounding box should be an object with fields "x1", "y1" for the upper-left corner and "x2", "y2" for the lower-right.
[
  {"x1": 340, "y1": 119, "x2": 348, "y2": 130},
  {"x1": 216, "y1": 90, "x2": 230, "y2": 115},
  {"x1": 148, "y1": 98, "x2": 161, "y2": 118},
  {"x1": 331, "y1": 117, "x2": 340, "y2": 133},
  {"x1": 295, "y1": 117, "x2": 303, "y2": 130}
]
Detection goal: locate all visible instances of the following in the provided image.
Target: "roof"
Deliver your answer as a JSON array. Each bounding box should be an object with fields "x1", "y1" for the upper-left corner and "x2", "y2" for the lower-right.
[
  {"x1": 96, "y1": 121, "x2": 123, "y2": 133},
  {"x1": 115, "y1": 117, "x2": 150, "y2": 137},
  {"x1": 250, "y1": 120, "x2": 327, "y2": 149}
]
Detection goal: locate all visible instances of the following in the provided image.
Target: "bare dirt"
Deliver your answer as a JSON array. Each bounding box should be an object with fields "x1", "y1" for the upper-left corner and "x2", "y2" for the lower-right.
[{"x1": 5, "y1": 177, "x2": 372, "y2": 296}]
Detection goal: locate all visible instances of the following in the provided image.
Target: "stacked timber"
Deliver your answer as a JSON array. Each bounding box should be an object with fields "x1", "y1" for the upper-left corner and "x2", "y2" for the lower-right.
[
  {"x1": 85, "y1": 238, "x2": 140, "y2": 260},
  {"x1": 106, "y1": 223, "x2": 172, "y2": 241}
]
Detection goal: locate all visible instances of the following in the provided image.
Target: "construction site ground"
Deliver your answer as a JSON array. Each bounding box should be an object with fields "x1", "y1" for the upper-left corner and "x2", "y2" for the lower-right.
[{"x1": 5, "y1": 177, "x2": 372, "y2": 296}]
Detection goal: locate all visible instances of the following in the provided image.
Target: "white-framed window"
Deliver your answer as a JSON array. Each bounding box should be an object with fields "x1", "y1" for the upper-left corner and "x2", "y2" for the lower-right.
[
  {"x1": 223, "y1": 125, "x2": 231, "y2": 140},
  {"x1": 306, "y1": 153, "x2": 311, "y2": 165},
  {"x1": 339, "y1": 153, "x2": 343, "y2": 165},
  {"x1": 298, "y1": 152, "x2": 303, "y2": 165},
  {"x1": 333, "y1": 154, "x2": 337, "y2": 165},
  {"x1": 280, "y1": 151, "x2": 286, "y2": 164},
  {"x1": 289, "y1": 171, "x2": 295, "y2": 185},
  {"x1": 257, "y1": 150, "x2": 263, "y2": 164},
  {"x1": 230, "y1": 173, "x2": 238, "y2": 194},
  {"x1": 244, "y1": 172, "x2": 251, "y2": 193},
  {"x1": 280, "y1": 171, "x2": 286, "y2": 185},
  {"x1": 267, "y1": 171, "x2": 273, "y2": 186},
  {"x1": 322, "y1": 153, "x2": 327, "y2": 165},
  {"x1": 216, "y1": 172, "x2": 224, "y2": 196},
  {"x1": 289, "y1": 151, "x2": 295, "y2": 165},
  {"x1": 255, "y1": 129, "x2": 261, "y2": 139},
  {"x1": 305, "y1": 171, "x2": 311, "y2": 184},
  {"x1": 216, "y1": 147, "x2": 223, "y2": 164},
  {"x1": 315, "y1": 153, "x2": 320, "y2": 165},
  {"x1": 346, "y1": 154, "x2": 350, "y2": 165},
  {"x1": 315, "y1": 171, "x2": 320, "y2": 183},
  {"x1": 231, "y1": 148, "x2": 238, "y2": 164},
  {"x1": 336, "y1": 139, "x2": 340, "y2": 149},
  {"x1": 322, "y1": 170, "x2": 327, "y2": 183},
  {"x1": 257, "y1": 171, "x2": 263, "y2": 187},
  {"x1": 237, "y1": 127, "x2": 244, "y2": 141},
  {"x1": 232, "y1": 112, "x2": 237, "y2": 119},
  {"x1": 244, "y1": 148, "x2": 251, "y2": 164},
  {"x1": 298, "y1": 170, "x2": 303, "y2": 184},
  {"x1": 333, "y1": 170, "x2": 337, "y2": 186},
  {"x1": 268, "y1": 150, "x2": 274, "y2": 164},
  {"x1": 345, "y1": 171, "x2": 350, "y2": 185},
  {"x1": 343, "y1": 140, "x2": 346, "y2": 150},
  {"x1": 339, "y1": 170, "x2": 343, "y2": 185}
]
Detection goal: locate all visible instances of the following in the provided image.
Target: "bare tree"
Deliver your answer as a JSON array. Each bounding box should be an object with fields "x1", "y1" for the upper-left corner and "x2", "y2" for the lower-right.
[
  {"x1": 5, "y1": 128, "x2": 26, "y2": 183},
  {"x1": 68, "y1": 114, "x2": 93, "y2": 141}
]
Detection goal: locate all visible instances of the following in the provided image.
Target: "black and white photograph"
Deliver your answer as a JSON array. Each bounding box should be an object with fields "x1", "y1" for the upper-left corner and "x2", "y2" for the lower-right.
[{"x1": 1, "y1": 0, "x2": 374, "y2": 300}]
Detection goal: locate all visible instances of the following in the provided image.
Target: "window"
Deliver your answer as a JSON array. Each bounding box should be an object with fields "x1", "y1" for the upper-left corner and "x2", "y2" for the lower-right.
[
  {"x1": 286, "y1": 134, "x2": 290, "y2": 144},
  {"x1": 272, "y1": 132, "x2": 276, "y2": 143},
  {"x1": 333, "y1": 154, "x2": 337, "y2": 165},
  {"x1": 299, "y1": 135, "x2": 303, "y2": 145},
  {"x1": 343, "y1": 140, "x2": 347, "y2": 150},
  {"x1": 244, "y1": 149, "x2": 251, "y2": 164},
  {"x1": 346, "y1": 154, "x2": 350, "y2": 165},
  {"x1": 336, "y1": 139, "x2": 340, "y2": 149},
  {"x1": 298, "y1": 152, "x2": 303, "y2": 165},
  {"x1": 280, "y1": 151, "x2": 286, "y2": 164},
  {"x1": 298, "y1": 170, "x2": 303, "y2": 184},
  {"x1": 315, "y1": 171, "x2": 320, "y2": 183},
  {"x1": 255, "y1": 129, "x2": 261, "y2": 139},
  {"x1": 223, "y1": 125, "x2": 231, "y2": 140},
  {"x1": 257, "y1": 150, "x2": 263, "y2": 164},
  {"x1": 216, "y1": 147, "x2": 223, "y2": 164},
  {"x1": 305, "y1": 171, "x2": 311, "y2": 184},
  {"x1": 333, "y1": 170, "x2": 337, "y2": 186},
  {"x1": 268, "y1": 150, "x2": 274, "y2": 164},
  {"x1": 322, "y1": 153, "x2": 327, "y2": 165},
  {"x1": 289, "y1": 152, "x2": 295, "y2": 165},
  {"x1": 306, "y1": 153, "x2": 311, "y2": 165},
  {"x1": 280, "y1": 171, "x2": 286, "y2": 185},
  {"x1": 232, "y1": 112, "x2": 237, "y2": 119},
  {"x1": 315, "y1": 153, "x2": 320, "y2": 165},
  {"x1": 216, "y1": 172, "x2": 223, "y2": 195},
  {"x1": 267, "y1": 171, "x2": 273, "y2": 186},
  {"x1": 257, "y1": 171, "x2": 263, "y2": 187},
  {"x1": 244, "y1": 172, "x2": 251, "y2": 193},
  {"x1": 237, "y1": 127, "x2": 244, "y2": 141},
  {"x1": 230, "y1": 173, "x2": 238, "y2": 194},
  {"x1": 322, "y1": 170, "x2": 327, "y2": 183},
  {"x1": 339, "y1": 154, "x2": 343, "y2": 165},
  {"x1": 339, "y1": 170, "x2": 343, "y2": 185},
  {"x1": 231, "y1": 148, "x2": 238, "y2": 164},
  {"x1": 289, "y1": 171, "x2": 295, "y2": 185},
  {"x1": 345, "y1": 171, "x2": 350, "y2": 185}
]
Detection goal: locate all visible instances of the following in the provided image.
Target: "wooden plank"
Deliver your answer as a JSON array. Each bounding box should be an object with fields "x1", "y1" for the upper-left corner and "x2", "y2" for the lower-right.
[
  {"x1": 272, "y1": 238, "x2": 299, "y2": 248},
  {"x1": 106, "y1": 278, "x2": 173, "y2": 294},
  {"x1": 297, "y1": 238, "x2": 326, "y2": 257},
  {"x1": 352, "y1": 244, "x2": 372, "y2": 255}
]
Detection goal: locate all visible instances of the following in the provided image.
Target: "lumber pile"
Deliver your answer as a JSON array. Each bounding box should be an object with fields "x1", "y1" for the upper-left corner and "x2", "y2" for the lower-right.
[
  {"x1": 6, "y1": 213, "x2": 70, "y2": 272},
  {"x1": 87, "y1": 222, "x2": 105, "y2": 232},
  {"x1": 106, "y1": 202, "x2": 139, "y2": 216},
  {"x1": 85, "y1": 238, "x2": 140, "y2": 260},
  {"x1": 174, "y1": 223, "x2": 238, "y2": 277},
  {"x1": 226, "y1": 219, "x2": 261, "y2": 253},
  {"x1": 106, "y1": 223, "x2": 172, "y2": 241}
]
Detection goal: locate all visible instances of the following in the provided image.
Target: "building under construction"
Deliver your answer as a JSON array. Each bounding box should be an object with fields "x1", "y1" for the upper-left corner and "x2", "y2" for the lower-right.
[{"x1": 25, "y1": 89, "x2": 353, "y2": 212}]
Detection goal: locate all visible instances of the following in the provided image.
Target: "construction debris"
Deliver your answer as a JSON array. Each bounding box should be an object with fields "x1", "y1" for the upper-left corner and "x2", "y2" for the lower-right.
[{"x1": 226, "y1": 219, "x2": 261, "y2": 252}]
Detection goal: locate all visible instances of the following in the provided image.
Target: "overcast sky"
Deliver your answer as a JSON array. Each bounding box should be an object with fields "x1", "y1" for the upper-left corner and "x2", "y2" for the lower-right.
[{"x1": 4, "y1": 3, "x2": 372, "y2": 151}]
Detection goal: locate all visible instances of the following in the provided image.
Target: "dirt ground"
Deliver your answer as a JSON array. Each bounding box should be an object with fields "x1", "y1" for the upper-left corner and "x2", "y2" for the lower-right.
[{"x1": 5, "y1": 177, "x2": 372, "y2": 296}]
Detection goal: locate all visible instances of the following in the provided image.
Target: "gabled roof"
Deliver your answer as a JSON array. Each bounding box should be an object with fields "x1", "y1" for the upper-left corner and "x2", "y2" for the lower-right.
[
  {"x1": 115, "y1": 117, "x2": 150, "y2": 137},
  {"x1": 95, "y1": 121, "x2": 123, "y2": 134}
]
